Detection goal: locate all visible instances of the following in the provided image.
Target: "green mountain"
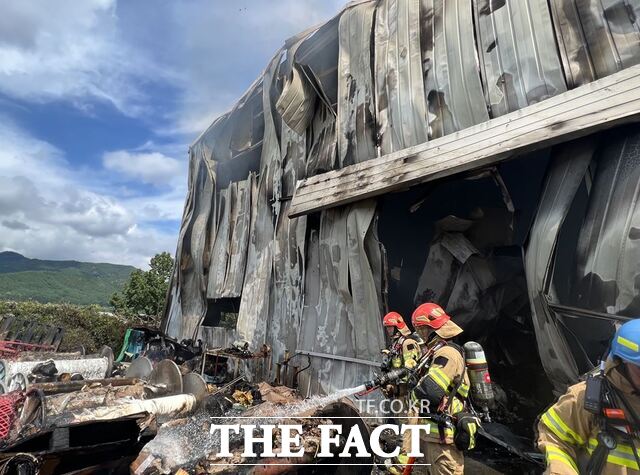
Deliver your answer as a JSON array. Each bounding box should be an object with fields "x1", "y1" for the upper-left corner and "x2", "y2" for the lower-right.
[{"x1": 0, "y1": 251, "x2": 136, "y2": 307}]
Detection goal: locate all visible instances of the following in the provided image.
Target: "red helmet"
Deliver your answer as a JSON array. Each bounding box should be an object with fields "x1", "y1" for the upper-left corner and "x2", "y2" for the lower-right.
[
  {"x1": 412, "y1": 303, "x2": 450, "y2": 329},
  {"x1": 383, "y1": 312, "x2": 408, "y2": 332}
]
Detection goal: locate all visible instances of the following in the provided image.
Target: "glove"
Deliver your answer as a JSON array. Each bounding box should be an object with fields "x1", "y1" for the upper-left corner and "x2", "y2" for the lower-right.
[
  {"x1": 381, "y1": 383, "x2": 397, "y2": 399},
  {"x1": 381, "y1": 350, "x2": 392, "y2": 371},
  {"x1": 454, "y1": 413, "x2": 480, "y2": 451},
  {"x1": 384, "y1": 453, "x2": 412, "y2": 475}
]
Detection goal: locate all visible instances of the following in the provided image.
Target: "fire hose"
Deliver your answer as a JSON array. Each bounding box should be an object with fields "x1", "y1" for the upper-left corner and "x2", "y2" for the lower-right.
[
  {"x1": 358, "y1": 361, "x2": 544, "y2": 472},
  {"x1": 361, "y1": 368, "x2": 410, "y2": 395}
]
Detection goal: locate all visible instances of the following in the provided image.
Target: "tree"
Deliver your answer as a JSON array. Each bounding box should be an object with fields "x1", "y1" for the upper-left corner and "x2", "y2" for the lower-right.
[{"x1": 110, "y1": 252, "x2": 174, "y2": 319}]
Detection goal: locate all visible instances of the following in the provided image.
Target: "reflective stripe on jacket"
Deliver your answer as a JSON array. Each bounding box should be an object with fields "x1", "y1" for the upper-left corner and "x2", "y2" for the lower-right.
[
  {"x1": 415, "y1": 344, "x2": 470, "y2": 444},
  {"x1": 537, "y1": 360, "x2": 640, "y2": 474},
  {"x1": 390, "y1": 336, "x2": 422, "y2": 370}
]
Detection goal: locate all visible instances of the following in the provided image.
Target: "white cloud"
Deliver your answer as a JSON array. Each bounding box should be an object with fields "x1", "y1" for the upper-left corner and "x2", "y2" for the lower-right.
[
  {"x1": 0, "y1": 118, "x2": 177, "y2": 267},
  {"x1": 0, "y1": 0, "x2": 173, "y2": 117},
  {"x1": 0, "y1": 0, "x2": 349, "y2": 268},
  {"x1": 0, "y1": 221, "x2": 176, "y2": 269},
  {"x1": 0, "y1": 0, "x2": 345, "y2": 133},
  {"x1": 103, "y1": 150, "x2": 183, "y2": 187},
  {"x1": 1, "y1": 219, "x2": 30, "y2": 231}
]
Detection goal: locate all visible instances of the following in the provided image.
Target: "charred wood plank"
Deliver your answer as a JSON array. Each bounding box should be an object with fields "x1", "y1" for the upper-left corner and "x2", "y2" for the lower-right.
[{"x1": 289, "y1": 64, "x2": 640, "y2": 217}]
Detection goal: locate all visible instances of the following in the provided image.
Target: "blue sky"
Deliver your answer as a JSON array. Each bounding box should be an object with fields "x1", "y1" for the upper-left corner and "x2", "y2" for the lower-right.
[{"x1": 0, "y1": 0, "x2": 343, "y2": 268}]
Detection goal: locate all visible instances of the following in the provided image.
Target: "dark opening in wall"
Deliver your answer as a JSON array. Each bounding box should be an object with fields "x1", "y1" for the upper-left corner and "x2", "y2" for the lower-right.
[
  {"x1": 377, "y1": 151, "x2": 554, "y2": 436},
  {"x1": 203, "y1": 298, "x2": 241, "y2": 328}
]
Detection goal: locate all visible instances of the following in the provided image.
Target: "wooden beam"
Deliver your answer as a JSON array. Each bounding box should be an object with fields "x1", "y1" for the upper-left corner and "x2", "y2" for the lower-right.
[{"x1": 289, "y1": 64, "x2": 640, "y2": 218}]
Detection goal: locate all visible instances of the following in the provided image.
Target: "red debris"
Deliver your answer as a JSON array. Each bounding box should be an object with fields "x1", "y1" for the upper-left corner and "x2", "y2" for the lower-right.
[{"x1": 0, "y1": 391, "x2": 25, "y2": 440}]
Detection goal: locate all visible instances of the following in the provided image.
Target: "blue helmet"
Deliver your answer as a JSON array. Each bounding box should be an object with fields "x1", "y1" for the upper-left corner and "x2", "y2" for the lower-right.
[{"x1": 610, "y1": 319, "x2": 640, "y2": 366}]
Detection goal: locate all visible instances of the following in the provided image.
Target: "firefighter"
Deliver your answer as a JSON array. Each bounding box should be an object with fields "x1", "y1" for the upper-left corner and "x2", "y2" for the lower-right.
[
  {"x1": 537, "y1": 319, "x2": 640, "y2": 474},
  {"x1": 382, "y1": 311, "x2": 422, "y2": 376},
  {"x1": 389, "y1": 303, "x2": 478, "y2": 475}
]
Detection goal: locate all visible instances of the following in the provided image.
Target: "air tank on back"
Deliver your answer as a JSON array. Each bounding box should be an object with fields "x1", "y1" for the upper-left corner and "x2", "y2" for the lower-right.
[{"x1": 464, "y1": 341, "x2": 495, "y2": 418}]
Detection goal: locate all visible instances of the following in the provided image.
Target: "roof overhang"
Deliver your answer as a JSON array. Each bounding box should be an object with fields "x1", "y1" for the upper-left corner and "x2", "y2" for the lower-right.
[{"x1": 289, "y1": 64, "x2": 640, "y2": 218}]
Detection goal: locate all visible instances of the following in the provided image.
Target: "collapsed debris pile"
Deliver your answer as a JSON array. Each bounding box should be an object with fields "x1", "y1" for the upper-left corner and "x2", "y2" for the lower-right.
[
  {"x1": 0, "y1": 322, "x2": 366, "y2": 474},
  {"x1": 0, "y1": 322, "x2": 213, "y2": 472},
  {"x1": 132, "y1": 382, "x2": 372, "y2": 475},
  {"x1": 0, "y1": 265, "x2": 539, "y2": 475}
]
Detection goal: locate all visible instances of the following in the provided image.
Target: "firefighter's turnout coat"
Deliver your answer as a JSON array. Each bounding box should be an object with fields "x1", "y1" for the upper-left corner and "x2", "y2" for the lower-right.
[
  {"x1": 538, "y1": 360, "x2": 640, "y2": 474},
  {"x1": 415, "y1": 343, "x2": 470, "y2": 443}
]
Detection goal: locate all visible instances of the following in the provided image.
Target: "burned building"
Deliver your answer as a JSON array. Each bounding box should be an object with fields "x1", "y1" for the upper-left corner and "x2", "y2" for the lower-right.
[{"x1": 162, "y1": 0, "x2": 640, "y2": 428}]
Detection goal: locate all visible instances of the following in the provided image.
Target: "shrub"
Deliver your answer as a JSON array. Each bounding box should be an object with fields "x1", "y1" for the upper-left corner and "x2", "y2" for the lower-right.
[{"x1": 0, "y1": 300, "x2": 132, "y2": 354}]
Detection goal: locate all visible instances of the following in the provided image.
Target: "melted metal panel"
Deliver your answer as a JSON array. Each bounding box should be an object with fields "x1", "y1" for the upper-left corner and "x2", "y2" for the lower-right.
[
  {"x1": 269, "y1": 202, "x2": 307, "y2": 363},
  {"x1": 207, "y1": 185, "x2": 231, "y2": 298},
  {"x1": 295, "y1": 16, "x2": 340, "y2": 108},
  {"x1": 375, "y1": 0, "x2": 429, "y2": 153},
  {"x1": 473, "y1": 0, "x2": 568, "y2": 117},
  {"x1": 346, "y1": 201, "x2": 386, "y2": 358},
  {"x1": 224, "y1": 177, "x2": 253, "y2": 296},
  {"x1": 267, "y1": 121, "x2": 308, "y2": 362},
  {"x1": 525, "y1": 139, "x2": 595, "y2": 390},
  {"x1": 236, "y1": 175, "x2": 273, "y2": 348},
  {"x1": 574, "y1": 128, "x2": 640, "y2": 315},
  {"x1": 338, "y1": 1, "x2": 378, "y2": 166},
  {"x1": 306, "y1": 102, "x2": 338, "y2": 176},
  {"x1": 162, "y1": 145, "x2": 216, "y2": 341},
  {"x1": 299, "y1": 202, "x2": 384, "y2": 379},
  {"x1": 206, "y1": 176, "x2": 253, "y2": 299},
  {"x1": 550, "y1": 0, "x2": 640, "y2": 87},
  {"x1": 276, "y1": 65, "x2": 317, "y2": 135},
  {"x1": 235, "y1": 54, "x2": 282, "y2": 348},
  {"x1": 421, "y1": 0, "x2": 490, "y2": 138}
]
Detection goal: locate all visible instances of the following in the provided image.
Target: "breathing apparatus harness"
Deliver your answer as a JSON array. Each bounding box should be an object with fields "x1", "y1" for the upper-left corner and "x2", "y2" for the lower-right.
[{"x1": 585, "y1": 360, "x2": 640, "y2": 474}]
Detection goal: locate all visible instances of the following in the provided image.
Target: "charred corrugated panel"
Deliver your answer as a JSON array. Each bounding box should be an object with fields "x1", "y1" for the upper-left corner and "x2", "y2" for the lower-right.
[
  {"x1": 163, "y1": 105, "x2": 252, "y2": 339},
  {"x1": 235, "y1": 54, "x2": 282, "y2": 349},
  {"x1": 269, "y1": 203, "x2": 307, "y2": 363},
  {"x1": 346, "y1": 202, "x2": 386, "y2": 357},
  {"x1": 306, "y1": 102, "x2": 338, "y2": 176},
  {"x1": 281, "y1": 118, "x2": 308, "y2": 198},
  {"x1": 206, "y1": 176, "x2": 253, "y2": 299},
  {"x1": 236, "y1": 175, "x2": 273, "y2": 350},
  {"x1": 525, "y1": 139, "x2": 595, "y2": 391},
  {"x1": 365, "y1": 212, "x2": 387, "y2": 315},
  {"x1": 298, "y1": 201, "x2": 384, "y2": 394},
  {"x1": 206, "y1": 185, "x2": 230, "y2": 298},
  {"x1": 299, "y1": 212, "x2": 350, "y2": 362},
  {"x1": 420, "y1": 0, "x2": 489, "y2": 138},
  {"x1": 296, "y1": 15, "x2": 340, "y2": 108},
  {"x1": 195, "y1": 79, "x2": 263, "y2": 165},
  {"x1": 292, "y1": 21, "x2": 339, "y2": 177},
  {"x1": 266, "y1": 119, "x2": 308, "y2": 362},
  {"x1": 299, "y1": 225, "x2": 376, "y2": 395},
  {"x1": 224, "y1": 177, "x2": 253, "y2": 296},
  {"x1": 276, "y1": 27, "x2": 322, "y2": 138},
  {"x1": 375, "y1": 0, "x2": 429, "y2": 154},
  {"x1": 574, "y1": 127, "x2": 640, "y2": 315},
  {"x1": 198, "y1": 326, "x2": 237, "y2": 349},
  {"x1": 338, "y1": 1, "x2": 378, "y2": 166},
  {"x1": 550, "y1": 0, "x2": 640, "y2": 88},
  {"x1": 276, "y1": 65, "x2": 318, "y2": 136},
  {"x1": 473, "y1": 0, "x2": 567, "y2": 117},
  {"x1": 162, "y1": 144, "x2": 217, "y2": 341}
]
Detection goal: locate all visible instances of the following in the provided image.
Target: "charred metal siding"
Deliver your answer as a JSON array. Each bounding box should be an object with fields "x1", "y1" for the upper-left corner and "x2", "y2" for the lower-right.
[
  {"x1": 206, "y1": 176, "x2": 253, "y2": 299},
  {"x1": 420, "y1": 0, "x2": 489, "y2": 137},
  {"x1": 473, "y1": 0, "x2": 567, "y2": 117},
  {"x1": 164, "y1": 0, "x2": 640, "y2": 395},
  {"x1": 375, "y1": 0, "x2": 429, "y2": 153},
  {"x1": 550, "y1": 0, "x2": 640, "y2": 87},
  {"x1": 338, "y1": 2, "x2": 378, "y2": 166},
  {"x1": 524, "y1": 140, "x2": 595, "y2": 389},
  {"x1": 574, "y1": 128, "x2": 640, "y2": 315}
]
